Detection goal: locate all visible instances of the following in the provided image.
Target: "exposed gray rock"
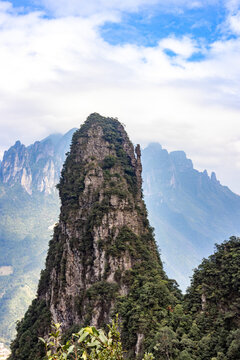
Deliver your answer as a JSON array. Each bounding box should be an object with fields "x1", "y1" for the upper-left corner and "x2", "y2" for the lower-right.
[{"x1": 0, "y1": 129, "x2": 76, "y2": 195}]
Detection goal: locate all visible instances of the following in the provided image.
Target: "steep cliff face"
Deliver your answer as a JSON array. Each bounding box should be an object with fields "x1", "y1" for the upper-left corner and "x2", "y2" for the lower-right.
[
  {"x1": 0, "y1": 129, "x2": 75, "y2": 195},
  {"x1": 44, "y1": 116, "x2": 145, "y2": 328},
  {"x1": 10, "y1": 114, "x2": 179, "y2": 360}
]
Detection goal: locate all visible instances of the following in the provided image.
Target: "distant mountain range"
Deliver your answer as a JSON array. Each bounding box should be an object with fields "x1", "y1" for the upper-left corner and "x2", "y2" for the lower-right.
[
  {"x1": 142, "y1": 143, "x2": 240, "y2": 289},
  {"x1": 0, "y1": 129, "x2": 76, "y2": 195},
  {"x1": 1, "y1": 131, "x2": 240, "y2": 344}
]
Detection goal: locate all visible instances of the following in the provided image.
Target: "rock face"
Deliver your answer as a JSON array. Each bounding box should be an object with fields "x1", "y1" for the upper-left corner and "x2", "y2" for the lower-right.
[
  {"x1": 44, "y1": 114, "x2": 145, "y2": 329},
  {"x1": 10, "y1": 114, "x2": 178, "y2": 360},
  {"x1": 0, "y1": 129, "x2": 76, "y2": 195}
]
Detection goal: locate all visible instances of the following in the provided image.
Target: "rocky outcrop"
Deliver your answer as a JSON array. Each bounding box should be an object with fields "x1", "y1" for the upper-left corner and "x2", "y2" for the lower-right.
[
  {"x1": 43, "y1": 115, "x2": 146, "y2": 330},
  {"x1": 10, "y1": 114, "x2": 178, "y2": 360}
]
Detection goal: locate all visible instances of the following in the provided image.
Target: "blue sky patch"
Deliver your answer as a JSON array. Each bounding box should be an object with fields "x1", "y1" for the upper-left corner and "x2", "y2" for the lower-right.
[
  {"x1": 1, "y1": 0, "x2": 235, "y2": 54},
  {"x1": 100, "y1": 3, "x2": 228, "y2": 48},
  {"x1": 2, "y1": 0, "x2": 44, "y2": 14},
  {"x1": 164, "y1": 49, "x2": 177, "y2": 57}
]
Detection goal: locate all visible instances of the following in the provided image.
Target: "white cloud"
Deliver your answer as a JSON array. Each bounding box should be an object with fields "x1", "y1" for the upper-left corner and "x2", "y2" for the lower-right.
[
  {"x1": 36, "y1": 0, "x2": 219, "y2": 16},
  {"x1": 225, "y1": 0, "x2": 240, "y2": 12},
  {"x1": 38, "y1": 0, "x2": 157, "y2": 16},
  {"x1": 0, "y1": 1, "x2": 12, "y2": 11},
  {"x1": 223, "y1": 0, "x2": 240, "y2": 34},
  {"x1": 158, "y1": 36, "x2": 200, "y2": 58},
  {"x1": 0, "y1": 2, "x2": 240, "y2": 193},
  {"x1": 227, "y1": 10, "x2": 240, "y2": 33}
]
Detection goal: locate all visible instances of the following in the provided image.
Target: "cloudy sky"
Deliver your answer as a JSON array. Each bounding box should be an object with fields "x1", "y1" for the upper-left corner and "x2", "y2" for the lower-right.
[{"x1": 1, "y1": 0, "x2": 240, "y2": 192}]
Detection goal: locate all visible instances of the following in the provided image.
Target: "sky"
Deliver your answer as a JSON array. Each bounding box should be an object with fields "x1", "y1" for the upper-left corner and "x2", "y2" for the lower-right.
[{"x1": 1, "y1": 0, "x2": 240, "y2": 192}]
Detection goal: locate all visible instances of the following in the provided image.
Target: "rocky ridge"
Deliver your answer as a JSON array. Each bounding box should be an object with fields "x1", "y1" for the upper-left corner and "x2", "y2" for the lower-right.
[{"x1": 0, "y1": 129, "x2": 76, "y2": 195}]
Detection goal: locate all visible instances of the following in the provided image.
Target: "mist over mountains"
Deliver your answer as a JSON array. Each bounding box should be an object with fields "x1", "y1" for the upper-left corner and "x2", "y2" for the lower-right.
[
  {"x1": 1, "y1": 128, "x2": 240, "y2": 344},
  {"x1": 142, "y1": 143, "x2": 240, "y2": 289}
]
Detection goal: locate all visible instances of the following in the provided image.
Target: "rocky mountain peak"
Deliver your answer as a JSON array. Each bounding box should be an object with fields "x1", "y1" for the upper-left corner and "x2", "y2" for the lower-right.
[
  {"x1": 45, "y1": 113, "x2": 148, "y2": 327},
  {"x1": 211, "y1": 171, "x2": 219, "y2": 184},
  {"x1": 10, "y1": 114, "x2": 178, "y2": 360},
  {"x1": 0, "y1": 141, "x2": 31, "y2": 193},
  {"x1": 169, "y1": 150, "x2": 193, "y2": 170},
  {"x1": 14, "y1": 140, "x2": 22, "y2": 148}
]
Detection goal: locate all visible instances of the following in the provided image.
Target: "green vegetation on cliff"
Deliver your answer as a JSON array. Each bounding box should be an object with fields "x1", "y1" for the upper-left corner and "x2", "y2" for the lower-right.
[
  {"x1": 9, "y1": 299, "x2": 51, "y2": 360},
  {"x1": 184, "y1": 236, "x2": 240, "y2": 359},
  {"x1": 9, "y1": 114, "x2": 181, "y2": 360}
]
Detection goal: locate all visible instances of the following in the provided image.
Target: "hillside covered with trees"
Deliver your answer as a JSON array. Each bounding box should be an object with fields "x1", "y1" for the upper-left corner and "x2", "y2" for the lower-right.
[{"x1": 28, "y1": 236, "x2": 240, "y2": 360}]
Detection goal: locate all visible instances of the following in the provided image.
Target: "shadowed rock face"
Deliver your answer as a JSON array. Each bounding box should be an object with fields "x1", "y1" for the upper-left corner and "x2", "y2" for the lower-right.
[{"x1": 10, "y1": 114, "x2": 178, "y2": 360}]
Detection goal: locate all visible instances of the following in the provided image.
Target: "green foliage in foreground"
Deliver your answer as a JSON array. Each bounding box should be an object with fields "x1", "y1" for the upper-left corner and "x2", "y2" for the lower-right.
[
  {"x1": 40, "y1": 311, "x2": 196, "y2": 360},
  {"x1": 40, "y1": 317, "x2": 132, "y2": 360}
]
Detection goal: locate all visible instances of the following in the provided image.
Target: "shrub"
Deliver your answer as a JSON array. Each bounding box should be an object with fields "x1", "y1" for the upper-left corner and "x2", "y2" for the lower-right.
[{"x1": 40, "y1": 317, "x2": 124, "y2": 360}]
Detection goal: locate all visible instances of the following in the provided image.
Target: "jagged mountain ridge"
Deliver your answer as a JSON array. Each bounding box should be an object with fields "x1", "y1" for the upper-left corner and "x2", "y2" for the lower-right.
[
  {"x1": 0, "y1": 129, "x2": 76, "y2": 194},
  {"x1": 9, "y1": 113, "x2": 179, "y2": 360},
  {"x1": 142, "y1": 143, "x2": 240, "y2": 289}
]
